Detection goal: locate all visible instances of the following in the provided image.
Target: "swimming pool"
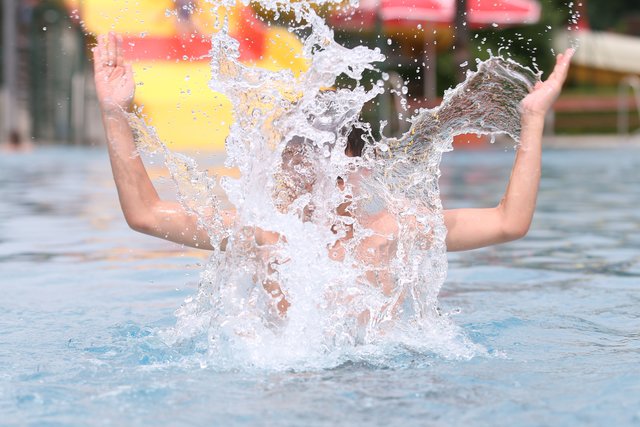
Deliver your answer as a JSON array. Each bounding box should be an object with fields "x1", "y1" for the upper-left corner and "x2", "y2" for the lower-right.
[{"x1": 1, "y1": 144, "x2": 639, "y2": 426}]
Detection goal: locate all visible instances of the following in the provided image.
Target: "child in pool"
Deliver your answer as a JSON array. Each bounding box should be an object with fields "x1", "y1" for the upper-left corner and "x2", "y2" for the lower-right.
[{"x1": 93, "y1": 32, "x2": 573, "y2": 316}]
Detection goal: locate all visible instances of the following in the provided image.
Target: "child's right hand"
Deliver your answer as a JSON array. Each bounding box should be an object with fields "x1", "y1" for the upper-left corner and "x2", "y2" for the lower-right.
[{"x1": 93, "y1": 32, "x2": 135, "y2": 113}]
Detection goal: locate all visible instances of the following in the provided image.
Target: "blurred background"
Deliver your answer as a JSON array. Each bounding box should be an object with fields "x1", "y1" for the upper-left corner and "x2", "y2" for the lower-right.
[{"x1": 1, "y1": 0, "x2": 640, "y2": 150}]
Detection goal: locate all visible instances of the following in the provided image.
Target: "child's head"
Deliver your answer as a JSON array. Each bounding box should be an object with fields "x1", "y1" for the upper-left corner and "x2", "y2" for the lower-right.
[
  {"x1": 272, "y1": 137, "x2": 317, "y2": 214},
  {"x1": 272, "y1": 126, "x2": 367, "y2": 214}
]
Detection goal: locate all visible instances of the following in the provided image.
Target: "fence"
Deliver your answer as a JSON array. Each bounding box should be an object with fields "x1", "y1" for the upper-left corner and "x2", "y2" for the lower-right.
[{"x1": 1, "y1": 0, "x2": 104, "y2": 145}]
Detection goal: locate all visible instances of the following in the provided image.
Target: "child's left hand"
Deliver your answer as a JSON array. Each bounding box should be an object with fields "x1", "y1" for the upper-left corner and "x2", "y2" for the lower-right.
[{"x1": 521, "y1": 48, "x2": 574, "y2": 119}]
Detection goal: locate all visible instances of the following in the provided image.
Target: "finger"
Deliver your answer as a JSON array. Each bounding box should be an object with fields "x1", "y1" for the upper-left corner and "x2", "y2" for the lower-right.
[
  {"x1": 125, "y1": 63, "x2": 134, "y2": 83},
  {"x1": 564, "y1": 47, "x2": 576, "y2": 59},
  {"x1": 548, "y1": 49, "x2": 573, "y2": 84},
  {"x1": 552, "y1": 50, "x2": 573, "y2": 84},
  {"x1": 103, "y1": 33, "x2": 110, "y2": 65},
  {"x1": 93, "y1": 34, "x2": 107, "y2": 72},
  {"x1": 98, "y1": 34, "x2": 109, "y2": 68},
  {"x1": 92, "y1": 43, "x2": 100, "y2": 73},
  {"x1": 558, "y1": 49, "x2": 574, "y2": 68},
  {"x1": 96, "y1": 34, "x2": 107, "y2": 61},
  {"x1": 116, "y1": 34, "x2": 124, "y2": 67},
  {"x1": 107, "y1": 32, "x2": 117, "y2": 67}
]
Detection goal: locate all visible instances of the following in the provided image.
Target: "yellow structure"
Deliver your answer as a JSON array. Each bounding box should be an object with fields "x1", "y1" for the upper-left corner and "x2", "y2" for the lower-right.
[{"x1": 66, "y1": 0, "x2": 308, "y2": 150}]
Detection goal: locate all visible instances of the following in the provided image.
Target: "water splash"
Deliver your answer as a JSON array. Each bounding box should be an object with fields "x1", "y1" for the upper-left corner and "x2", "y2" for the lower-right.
[{"x1": 128, "y1": 0, "x2": 539, "y2": 370}]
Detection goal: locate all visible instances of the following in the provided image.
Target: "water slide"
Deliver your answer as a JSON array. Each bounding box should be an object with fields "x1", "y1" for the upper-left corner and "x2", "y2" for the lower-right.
[{"x1": 65, "y1": 0, "x2": 308, "y2": 150}]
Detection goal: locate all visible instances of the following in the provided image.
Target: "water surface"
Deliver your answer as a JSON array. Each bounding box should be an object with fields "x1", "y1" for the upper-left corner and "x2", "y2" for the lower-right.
[{"x1": 1, "y1": 145, "x2": 639, "y2": 426}]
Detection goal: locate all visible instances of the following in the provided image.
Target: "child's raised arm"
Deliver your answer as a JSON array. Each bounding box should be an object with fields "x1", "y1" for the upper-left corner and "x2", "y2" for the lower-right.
[
  {"x1": 444, "y1": 49, "x2": 574, "y2": 252},
  {"x1": 94, "y1": 32, "x2": 233, "y2": 250}
]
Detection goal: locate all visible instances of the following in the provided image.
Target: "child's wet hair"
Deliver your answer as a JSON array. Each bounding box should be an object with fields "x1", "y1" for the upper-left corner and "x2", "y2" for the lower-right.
[{"x1": 346, "y1": 126, "x2": 366, "y2": 157}]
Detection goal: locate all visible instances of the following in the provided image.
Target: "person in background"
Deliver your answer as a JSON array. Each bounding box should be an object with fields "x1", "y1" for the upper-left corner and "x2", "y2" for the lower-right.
[
  {"x1": 174, "y1": 0, "x2": 199, "y2": 37},
  {"x1": 1, "y1": 130, "x2": 33, "y2": 153}
]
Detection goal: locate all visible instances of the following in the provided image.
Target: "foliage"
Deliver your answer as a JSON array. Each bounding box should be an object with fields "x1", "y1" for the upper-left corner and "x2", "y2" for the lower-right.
[
  {"x1": 465, "y1": 0, "x2": 570, "y2": 84},
  {"x1": 586, "y1": 0, "x2": 640, "y2": 32}
]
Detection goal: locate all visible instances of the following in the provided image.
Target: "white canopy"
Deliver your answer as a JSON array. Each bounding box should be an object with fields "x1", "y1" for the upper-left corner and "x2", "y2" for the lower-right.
[{"x1": 556, "y1": 30, "x2": 640, "y2": 75}]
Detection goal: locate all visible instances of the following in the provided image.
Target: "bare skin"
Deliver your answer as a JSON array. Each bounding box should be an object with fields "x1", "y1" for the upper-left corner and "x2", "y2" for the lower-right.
[
  {"x1": 444, "y1": 50, "x2": 574, "y2": 251},
  {"x1": 94, "y1": 32, "x2": 232, "y2": 250},
  {"x1": 94, "y1": 32, "x2": 573, "y2": 312}
]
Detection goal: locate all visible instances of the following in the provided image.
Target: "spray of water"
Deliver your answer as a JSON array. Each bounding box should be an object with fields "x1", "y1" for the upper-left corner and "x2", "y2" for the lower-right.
[{"x1": 127, "y1": 0, "x2": 539, "y2": 370}]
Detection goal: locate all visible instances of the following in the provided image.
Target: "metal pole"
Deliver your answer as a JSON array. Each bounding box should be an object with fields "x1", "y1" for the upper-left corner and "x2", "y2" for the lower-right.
[
  {"x1": 618, "y1": 79, "x2": 629, "y2": 135},
  {"x1": 454, "y1": 0, "x2": 470, "y2": 83},
  {"x1": 3, "y1": 0, "x2": 17, "y2": 140},
  {"x1": 617, "y1": 75, "x2": 640, "y2": 135},
  {"x1": 72, "y1": 72, "x2": 86, "y2": 145},
  {"x1": 374, "y1": 2, "x2": 387, "y2": 137},
  {"x1": 423, "y1": 36, "x2": 437, "y2": 100}
]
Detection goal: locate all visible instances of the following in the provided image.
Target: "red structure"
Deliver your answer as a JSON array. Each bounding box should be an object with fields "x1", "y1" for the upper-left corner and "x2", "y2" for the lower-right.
[{"x1": 333, "y1": 0, "x2": 541, "y2": 30}]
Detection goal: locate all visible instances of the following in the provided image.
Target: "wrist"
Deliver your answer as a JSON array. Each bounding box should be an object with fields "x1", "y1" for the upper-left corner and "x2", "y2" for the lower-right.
[
  {"x1": 518, "y1": 113, "x2": 545, "y2": 152},
  {"x1": 101, "y1": 102, "x2": 131, "y2": 117},
  {"x1": 99, "y1": 96, "x2": 133, "y2": 113},
  {"x1": 520, "y1": 111, "x2": 546, "y2": 131},
  {"x1": 521, "y1": 108, "x2": 546, "y2": 122}
]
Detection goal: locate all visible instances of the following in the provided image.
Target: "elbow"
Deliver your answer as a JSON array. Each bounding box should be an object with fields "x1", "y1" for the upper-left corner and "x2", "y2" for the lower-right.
[
  {"x1": 121, "y1": 199, "x2": 162, "y2": 236},
  {"x1": 500, "y1": 220, "x2": 531, "y2": 242},
  {"x1": 124, "y1": 213, "x2": 155, "y2": 235},
  {"x1": 495, "y1": 202, "x2": 532, "y2": 243}
]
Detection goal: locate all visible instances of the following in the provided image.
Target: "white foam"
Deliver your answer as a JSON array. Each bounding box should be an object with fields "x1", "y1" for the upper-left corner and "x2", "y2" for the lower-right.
[{"x1": 129, "y1": 0, "x2": 539, "y2": 370}]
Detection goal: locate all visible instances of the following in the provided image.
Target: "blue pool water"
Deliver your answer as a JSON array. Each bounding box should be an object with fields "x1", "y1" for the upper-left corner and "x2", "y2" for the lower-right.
[{"x1": 1, "y1": 145, "x2": 639, "y2": 426}]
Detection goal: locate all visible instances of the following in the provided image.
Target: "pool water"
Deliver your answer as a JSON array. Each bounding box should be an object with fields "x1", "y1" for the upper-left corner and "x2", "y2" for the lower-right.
[{"x1": 1, "y1": 145, "x2": 639, "y2": 426}]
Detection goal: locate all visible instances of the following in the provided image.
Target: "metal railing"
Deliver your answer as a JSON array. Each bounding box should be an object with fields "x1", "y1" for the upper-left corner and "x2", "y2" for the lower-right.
[
  {"x1": 378, "y1": 71, "x2": 411, "y2": 138},
  {"x1": 28, "y1": 2, "x2": 84, "y2": 143},
  {"x1": 617, "y1": 75, "x2": 640, "y2": 135}
]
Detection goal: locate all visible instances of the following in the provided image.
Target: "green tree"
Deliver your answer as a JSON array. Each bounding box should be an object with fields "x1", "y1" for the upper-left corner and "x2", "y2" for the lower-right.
[{"x1": 586, "y1": 0, "x2": 640, "y2": 32}]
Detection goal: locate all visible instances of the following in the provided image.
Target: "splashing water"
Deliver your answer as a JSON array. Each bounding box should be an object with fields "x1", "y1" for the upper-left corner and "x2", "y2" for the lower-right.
[{"x1": 127, "y1": 0, "x2": 539, "y2": 370}]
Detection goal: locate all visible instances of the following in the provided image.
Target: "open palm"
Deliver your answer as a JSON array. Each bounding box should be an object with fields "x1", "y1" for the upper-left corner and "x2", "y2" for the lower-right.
[
  {"x1": 521, "y1": 49, "x2": 574, "y2": 118},
  {"x1": 93, "y1": 32, "x2": 135, "y2": 112}
]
